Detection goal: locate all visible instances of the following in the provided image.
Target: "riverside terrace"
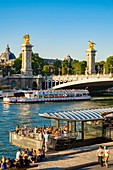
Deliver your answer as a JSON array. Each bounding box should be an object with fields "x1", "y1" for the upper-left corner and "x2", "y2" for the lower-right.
[{"x1": 10, "y1": 107, "x2": 113, "y2": 151}]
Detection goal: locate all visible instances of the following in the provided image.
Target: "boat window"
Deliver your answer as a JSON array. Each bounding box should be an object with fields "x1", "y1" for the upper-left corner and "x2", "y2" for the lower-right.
[
  {"x1": 59, "y1": 120, "x2": 68, "y2": 130},
  {"x1": 76, "y1": 93, "x2": 82, "y2": 97},
  {"x1": 84, "y1": 120, "x2": 103, "y2": 139},
  {"x1": 76, "y1": 121, "x2": 82, "y2": 140},
  {"x1": 50, "y1": 119, "x2": 56, "y2": 129},
  {"x1": 83, "y1": 93, "x2": 87, "y2": 96},
  {"x1": 71, "y1": 121, "x2": 76, "y2": 132}
]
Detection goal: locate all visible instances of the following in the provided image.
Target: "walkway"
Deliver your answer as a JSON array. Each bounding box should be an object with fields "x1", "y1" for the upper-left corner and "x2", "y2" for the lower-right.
[{"x1": 28, "y1": 141, "x2": 113, "y2": 170}]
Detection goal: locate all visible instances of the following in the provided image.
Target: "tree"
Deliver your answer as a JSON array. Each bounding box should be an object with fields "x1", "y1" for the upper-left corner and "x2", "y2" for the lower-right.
[
  {"x1": 95, "y1": 61, "x2": 105, "y2": 74},
  {"x1": 53, "y1": 59, "x2": 62, "y2": 75},
  {"x1": 13, "y1": 52, "x2": 44, "y2": 75},
  {"x1": 13, "y1": 54, "x2": 22, "y2": 73},
  {"x1": 32, "y1": 53, "x2": 44, "y2": 75},
  {"x1": 105, "y1": 56, "x2": 113, "y2": 74}
]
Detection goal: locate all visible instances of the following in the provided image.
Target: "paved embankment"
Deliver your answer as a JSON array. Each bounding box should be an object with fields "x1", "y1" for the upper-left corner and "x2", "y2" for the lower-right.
[{"x1": 27, "y1": 141, "x2": 113, "y2": 170}]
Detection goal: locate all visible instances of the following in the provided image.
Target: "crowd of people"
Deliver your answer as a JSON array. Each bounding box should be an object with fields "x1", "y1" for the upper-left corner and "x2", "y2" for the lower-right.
[
  {"x1": 0, "y1": 147, "x2": 45, "y2": 169},
  {"x1": 15, "y1": 124, "x2": 76, "y2": 140},
  {"x1": 96, "y1": 145, "x2": 110, "y2": 168}
]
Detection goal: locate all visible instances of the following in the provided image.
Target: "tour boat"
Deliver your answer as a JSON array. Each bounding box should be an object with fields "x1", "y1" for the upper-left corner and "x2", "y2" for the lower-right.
[{"x1": 2, "y1": 89, "x2": 91, "y2": 103}]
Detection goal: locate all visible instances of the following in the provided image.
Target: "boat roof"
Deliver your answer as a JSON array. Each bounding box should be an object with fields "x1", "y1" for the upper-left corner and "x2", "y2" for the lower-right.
[{"x1": 39, "y1": 107, "x2": 113, "y2": 122}]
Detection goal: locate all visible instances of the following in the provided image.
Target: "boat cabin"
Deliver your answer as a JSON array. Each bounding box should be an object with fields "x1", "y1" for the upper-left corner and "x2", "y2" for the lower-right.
[
  {"x1": 10, "y1": 108, "x2": 113, "y2": 151},
  {"x1": 39, "y1": 108, "x2": 113, "y2": 150}
]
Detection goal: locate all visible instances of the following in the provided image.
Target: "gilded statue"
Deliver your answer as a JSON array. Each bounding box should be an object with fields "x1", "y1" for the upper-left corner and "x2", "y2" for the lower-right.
[
  {"x1": 88, "y1": 41, "x2": 95, "y2": 50},
  {"x1": 23, "y1": 34, "x2": 30, "y2": 44}
]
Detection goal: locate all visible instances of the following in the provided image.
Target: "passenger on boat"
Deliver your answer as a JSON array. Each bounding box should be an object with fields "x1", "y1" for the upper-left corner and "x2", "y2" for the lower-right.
[
  {"x1": 15, "y1": 125, "x2": 20, "y2": 134},
  {"x1": 34, "y1": 126, "x2": 38, "y2": 133},
  {"x1": 38, "y1": 130, "x2": 44, "y2": 141},
  {"x1": 43, "y1": 131, "x2": 50, "y2": 152}
]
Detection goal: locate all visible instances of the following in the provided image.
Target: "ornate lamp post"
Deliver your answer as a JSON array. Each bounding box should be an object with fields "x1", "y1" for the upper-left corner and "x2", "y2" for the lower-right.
[
  {"x1": 58, "y1": 68, "x2": 61, "y2": 75},
  {"x1": 38, "y1": 65, "x2": 41, "y2": 74},
  {"x1": 97, "y1": 65, "x2": 100, "y2": 74},
  {"x1": 109, "y1": 64, "x2": 112, "y2": 77},
  {"x1": 97, "y1": 65, "x2": 100, "y2": 78},
  {"x1": 85, "y1": 67, "x2": 88, "y2": 79},
  {"x1": 76, "y1": 66, "x2": 78, "y2": 79},
  {"x1": 67, "y1": 67, "x2": 69, "y2": 75}
]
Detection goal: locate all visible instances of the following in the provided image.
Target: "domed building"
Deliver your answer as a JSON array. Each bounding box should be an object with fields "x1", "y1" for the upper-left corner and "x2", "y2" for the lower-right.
[{"x1": 0, "y1": 45, "x2": 16, "y2": 65}]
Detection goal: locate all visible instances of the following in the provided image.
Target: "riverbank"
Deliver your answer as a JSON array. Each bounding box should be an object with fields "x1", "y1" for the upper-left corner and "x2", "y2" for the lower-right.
[{"x1": 27, "y1": 141, "x2": 113, "y2": 170}]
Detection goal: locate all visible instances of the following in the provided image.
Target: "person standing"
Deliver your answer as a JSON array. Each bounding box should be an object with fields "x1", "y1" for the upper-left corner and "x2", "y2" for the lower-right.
[
  {"x1": 104, "y1": 146, "x2": 110, "y2": 168},
  {"x1": 44, "y1": 131, "x2": 49, "y2": 152},
  {"x1": 96, "y1": 145, "x2": 104, "y2": 167}
]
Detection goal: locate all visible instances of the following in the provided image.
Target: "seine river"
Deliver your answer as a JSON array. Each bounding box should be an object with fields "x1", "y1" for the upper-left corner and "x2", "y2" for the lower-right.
[{"x1": 0, "y1": 98, "x2": 113, "y2": 159}]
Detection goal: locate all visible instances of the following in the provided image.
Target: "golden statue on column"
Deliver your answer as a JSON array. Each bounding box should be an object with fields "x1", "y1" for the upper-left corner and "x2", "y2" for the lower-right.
[
  {"x1": 88, "y1": 41, "x2": 95, "y2": 50},
  {"x1": 22, "y1": 34, "x2": 30, "y2": 44}
]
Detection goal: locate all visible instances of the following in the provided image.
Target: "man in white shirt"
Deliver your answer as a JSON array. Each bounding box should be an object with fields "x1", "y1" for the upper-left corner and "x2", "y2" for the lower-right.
[
  {"x1": 96, "y1": 145, "x2": 104, "y2": 167},
  {"x1": 16, "y1": 149, "x2": 21, "y2": 160},
  {"x1": 44, "y1": 131, "x2": 49, "y2": 152}
]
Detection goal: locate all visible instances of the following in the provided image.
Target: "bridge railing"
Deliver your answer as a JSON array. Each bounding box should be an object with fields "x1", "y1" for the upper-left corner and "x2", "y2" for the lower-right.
[{"x1": 52, "y1": 73, "x2": 113, "y2": 82}]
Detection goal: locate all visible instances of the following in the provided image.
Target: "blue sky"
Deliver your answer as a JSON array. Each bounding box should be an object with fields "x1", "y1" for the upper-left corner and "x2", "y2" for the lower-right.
[{"x1": 0, "y1": 0, "x2": 113, "y2": 62}]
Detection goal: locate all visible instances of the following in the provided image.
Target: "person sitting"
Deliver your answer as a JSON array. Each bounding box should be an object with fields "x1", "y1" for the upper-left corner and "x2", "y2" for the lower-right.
[
  {"x1": 23, "y1": 151, "x2": 29, "y2": 167},
  {"x1": 37, "y1": 149, "x2": 42, "y2": 162},
  {"x1": 32, "y1": 150, "x2": 37, "y2": 163},
  {"x1": 26, "y1": 148, "x2": 33, "y2": 163},
  {"x1": 1, "y1": 155, "x2": 7, "y2": 169},
  {"x1": 6, "y1": 158, "x2": 14, "y2": 169},
  {"x1": 15, "y1": 155, "x2": 23, "y2": 169},
  {"x1": 40, "y1": 148, "x2": 45, "y2": 160}
]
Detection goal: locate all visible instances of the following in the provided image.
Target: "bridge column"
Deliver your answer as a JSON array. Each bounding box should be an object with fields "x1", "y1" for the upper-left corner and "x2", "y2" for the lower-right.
[
  {"x1": 86, "y1": 41, "x2": 97, "y2": 75},
  {"x1": 21, "y1": 35, "x2": 33, "y2": 76}
]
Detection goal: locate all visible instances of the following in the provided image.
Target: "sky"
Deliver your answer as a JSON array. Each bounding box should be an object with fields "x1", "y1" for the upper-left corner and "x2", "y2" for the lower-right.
[{"x1": 0, "y1": 0, "x2": 113, "y2": 62}]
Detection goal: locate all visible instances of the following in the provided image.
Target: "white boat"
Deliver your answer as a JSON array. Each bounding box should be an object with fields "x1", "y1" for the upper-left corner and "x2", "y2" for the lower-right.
[
  {"x1": 0, "y1": 89, "x2": 18, "y2": 99},
  {"x1": 2, "y1": 89, "x2": 91, "y2": 103}
]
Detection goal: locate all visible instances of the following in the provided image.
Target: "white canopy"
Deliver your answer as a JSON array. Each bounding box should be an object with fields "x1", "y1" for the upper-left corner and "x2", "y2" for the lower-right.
[{"x1": 39, "y1": 107, "x2": 113, "y2": 121}]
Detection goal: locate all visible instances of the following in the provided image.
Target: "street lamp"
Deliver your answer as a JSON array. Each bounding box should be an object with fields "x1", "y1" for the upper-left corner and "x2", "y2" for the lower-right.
[
  {"x1": 97, "y1": 65, "x2": 100, "y2": 74},
  {"x1": 38, "y1": 65, "x2": 41, "y2": 74},
  {"x1": 109, "y1": 65, "x2": 112, "y2": 77},
  {"x1": 85, "y1": 67, "x2": 88, "y2": 79},
  {"x1": 97, "y1": 65, "x2": 100, "y2": 78},
  {"x1": 58, "y1": 68, "x2": 61, "y2": 75},
  {"x1": 67, "y1": 67, "x2": 69, "y2": 75}
]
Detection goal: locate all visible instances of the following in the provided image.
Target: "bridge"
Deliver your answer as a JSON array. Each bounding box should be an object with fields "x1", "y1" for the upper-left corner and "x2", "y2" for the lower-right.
[{"x1": 51, "y1": 73, "x2": 113, "y2": 92}]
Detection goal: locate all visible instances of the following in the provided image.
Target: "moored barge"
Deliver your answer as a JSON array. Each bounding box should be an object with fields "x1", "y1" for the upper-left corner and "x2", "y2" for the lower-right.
[{"x1": 10, "y1": 107, "x2": 113, "y2": 151}]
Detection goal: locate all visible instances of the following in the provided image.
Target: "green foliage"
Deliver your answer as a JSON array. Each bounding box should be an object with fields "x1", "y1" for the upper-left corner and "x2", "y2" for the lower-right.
[
  {"x1": 71, "y1": 59, "x2": 79, "y2": 68},
  {"x1": 62, "y1": 67, "x2": 67, "y2": 75},
  {"x1": 62, "y1": 60, "x2": 68, "y2": 67},
  {"x1": 105, "y1": 56, "x2": 113, "y2": 74},
  {"x1": 32, "y1": 53, "x2": 44, "y2": 75},
  {"x1": 42, "y1": 65, "x2": 50, "y2": 76},
  {"x1": 13, "y1": 54, "x2": 22, "y2": 73}
]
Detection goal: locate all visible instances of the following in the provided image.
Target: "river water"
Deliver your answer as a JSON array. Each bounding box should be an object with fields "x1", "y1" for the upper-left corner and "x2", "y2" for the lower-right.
[{"x1": 0, "y1": 97, "x2": 113, "y2": 159}]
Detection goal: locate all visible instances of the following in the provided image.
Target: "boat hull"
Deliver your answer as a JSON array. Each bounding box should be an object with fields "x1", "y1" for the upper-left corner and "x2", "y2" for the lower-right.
[{"x1": 3, "y1": 96, "x2": 91, "y2": 104}]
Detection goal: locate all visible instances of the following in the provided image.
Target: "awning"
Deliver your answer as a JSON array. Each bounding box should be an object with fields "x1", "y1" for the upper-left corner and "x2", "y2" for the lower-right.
[{"x1": 39, "y1": 107, "x2": 113, "y2": 121}]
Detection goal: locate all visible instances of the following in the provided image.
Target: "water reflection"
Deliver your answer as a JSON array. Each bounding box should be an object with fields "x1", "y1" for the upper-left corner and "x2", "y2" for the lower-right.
[{"x1": 2, "y1": 103, "x2": 10, "y2": 113}]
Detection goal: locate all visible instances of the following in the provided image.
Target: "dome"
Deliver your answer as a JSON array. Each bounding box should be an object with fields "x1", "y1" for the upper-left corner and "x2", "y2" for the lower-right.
[{"x1": 9, "y1": 52, "x2": 16, "y2": 60}]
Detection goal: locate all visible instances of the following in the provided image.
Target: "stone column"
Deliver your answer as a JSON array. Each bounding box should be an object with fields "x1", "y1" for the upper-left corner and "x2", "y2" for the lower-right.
[
  {"x1": 86, "y1": 41, "x2": 97, "y2": 74},
  {"x1": 21, "y1": 35, "x2": 33, "y2": 76}
]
